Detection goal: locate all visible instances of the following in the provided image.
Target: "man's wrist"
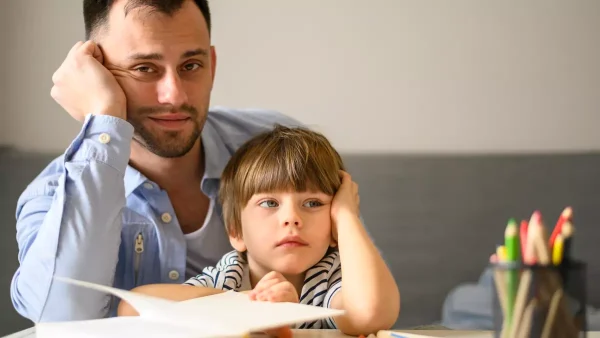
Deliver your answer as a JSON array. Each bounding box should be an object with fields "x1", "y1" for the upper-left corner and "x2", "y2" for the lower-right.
[{"x1": 91, "y1": 105, "x2": 127, "y2": 121}]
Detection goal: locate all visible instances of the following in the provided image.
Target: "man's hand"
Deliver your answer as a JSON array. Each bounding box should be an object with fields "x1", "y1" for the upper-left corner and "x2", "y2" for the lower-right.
[
  {"x1": 51, "y1": 41, "x2": 126, "y2": 122},
  {"x1": 248, "y1": 271, "x2": 299, "y2": 303},
  {"x1": 330, "y1": 170, "x2": 360, "y2": 242}
]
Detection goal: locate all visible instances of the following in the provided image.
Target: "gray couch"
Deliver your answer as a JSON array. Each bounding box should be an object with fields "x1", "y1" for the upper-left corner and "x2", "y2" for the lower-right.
[{"x1": 1, "y1": 146, "x2": 599, "y2": 336}]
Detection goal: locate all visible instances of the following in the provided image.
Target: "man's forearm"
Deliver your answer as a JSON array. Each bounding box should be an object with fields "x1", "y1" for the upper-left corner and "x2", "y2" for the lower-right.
[
  {"x1": 11, "y1": 115, "x2": 133, "y2": 322},
  {"x1": 335, "y1": 213, "x2": 400, "y2": 333}
]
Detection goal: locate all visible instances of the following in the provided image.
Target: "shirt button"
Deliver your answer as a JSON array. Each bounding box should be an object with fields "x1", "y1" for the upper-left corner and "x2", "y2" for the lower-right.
[
  {"x1": 161, "y1": 213, "x2": 172, "y2": 223},
  {"x1": 98, "y1": 133, "x2": 111, "y2": 144},
  {"x1": 168, "y1": 270, "x2": 180, "y2": 280},
  {"x1": 143, "y1": 183, "x2": 154, "y2": 190}
]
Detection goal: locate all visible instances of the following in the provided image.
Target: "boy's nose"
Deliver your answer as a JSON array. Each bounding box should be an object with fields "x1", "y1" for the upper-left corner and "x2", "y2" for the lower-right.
[{"x1": 284, "y1": 220, "x2": 300, "y2": 226}]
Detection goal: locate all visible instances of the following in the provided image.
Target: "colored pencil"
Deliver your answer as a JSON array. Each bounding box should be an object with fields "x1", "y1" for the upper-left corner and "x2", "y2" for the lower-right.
[
  {"x1": 517, "y1": 299, "x2": 537, "y2": 338},
  {"x1": 504, "y1": 219, "x2": 520, "y2": 332},
  {"x1": 509, "y1": 270, "x2": 533, "y2": 338},
  {"x1": 496, "y1": 245, "x2": 507, "y2": 262},
  {"x1": 541, "y1": 289, "x2": 564, "y2": 338},
  {"x1": 552, "y1": 234, "x2": 564, "y2": 266},
  {"x1": 524, "y1": 211, "x2": 542, "y2": 264},
  {"x1": 519, "y1": 220, "x2": 528, "y2": 259},
  {"x1": 560, "y1": 221, "x2": 574, "y2": 263},
  {"x1": 549, "y1": 206, "x2": 572, "y2": 248},
  {"x1": 534, "y1": 216, "x2": 551, "y2": 266}
]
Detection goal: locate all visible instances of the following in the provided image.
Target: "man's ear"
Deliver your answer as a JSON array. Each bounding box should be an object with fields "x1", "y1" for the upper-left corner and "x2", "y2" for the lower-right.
[
  {"x1": 210, "y1": 45, "x2": 217, "y2": 83},
  {"x1": 229, "y1": 233, "x2": 247, "y2": 253}
]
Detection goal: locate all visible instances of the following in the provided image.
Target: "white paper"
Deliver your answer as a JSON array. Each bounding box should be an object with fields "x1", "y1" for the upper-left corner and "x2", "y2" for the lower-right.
[{"x1": 35, "y1": 276, "x2": 345, "y2": 338}]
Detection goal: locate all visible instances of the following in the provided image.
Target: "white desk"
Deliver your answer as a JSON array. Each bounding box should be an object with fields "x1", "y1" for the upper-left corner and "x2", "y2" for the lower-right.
[{"x1": 4, "y1": 328, "x2": 600, "y2": 338}]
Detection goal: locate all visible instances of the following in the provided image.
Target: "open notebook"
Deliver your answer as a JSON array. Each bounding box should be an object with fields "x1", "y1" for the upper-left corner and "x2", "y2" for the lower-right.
[{"x1": 35, "y1": 277, "x2": 345, "y2": 338}]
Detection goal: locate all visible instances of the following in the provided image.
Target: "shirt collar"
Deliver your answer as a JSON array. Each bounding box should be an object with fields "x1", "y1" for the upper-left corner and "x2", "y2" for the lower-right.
[
  {"x1": 124, "y1": 120, "x2": 232, "y2": 197},
  {"x1": 124, "y1": 165, "x2": 148, "y2": 197},
  {"x1": 200, "y1": 118, "x2": 231, "y2": 180}
]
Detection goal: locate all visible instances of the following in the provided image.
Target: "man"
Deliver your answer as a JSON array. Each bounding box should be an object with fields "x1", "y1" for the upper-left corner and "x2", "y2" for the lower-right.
[{"x1": 11, "y1": 0, "x2": 302, "y2": 323}]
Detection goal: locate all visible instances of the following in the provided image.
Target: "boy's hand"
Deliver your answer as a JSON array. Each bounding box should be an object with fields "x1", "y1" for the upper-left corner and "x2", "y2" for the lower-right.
[
  {"x1": 331, "y1": 170, "x2": 360, "y2": 241},
  {"x1": 248, "y1": 272, "x2": 298, "y2": 338},
  {"x1": 249, "y1": 271, "x2": 299, "y2": 303}
]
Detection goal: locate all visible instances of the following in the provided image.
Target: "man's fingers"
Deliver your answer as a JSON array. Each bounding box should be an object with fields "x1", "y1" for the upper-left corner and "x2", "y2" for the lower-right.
[
  {"x1": 68, "y1": 41, "x2": 84, "y2": 56},
  {"x1": 77, "y1": 41, "x2": 104, "y2": 63}
]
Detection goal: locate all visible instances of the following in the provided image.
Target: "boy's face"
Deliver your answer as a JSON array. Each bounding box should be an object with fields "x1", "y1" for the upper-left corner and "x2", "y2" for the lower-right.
[{"x1": 230, "y1": 190, "x2": 336, "y2": 277}]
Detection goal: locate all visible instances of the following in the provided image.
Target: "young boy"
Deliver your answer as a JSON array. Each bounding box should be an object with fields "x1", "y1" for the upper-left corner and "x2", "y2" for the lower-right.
[{"x1": 118, "y1": 125, "x2": 400, "y2": 335}]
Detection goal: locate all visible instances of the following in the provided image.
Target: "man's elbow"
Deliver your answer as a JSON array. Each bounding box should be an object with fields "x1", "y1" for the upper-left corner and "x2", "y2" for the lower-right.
[{"x1": 10, "y1": 271, "x2": 52, "y2": 323}]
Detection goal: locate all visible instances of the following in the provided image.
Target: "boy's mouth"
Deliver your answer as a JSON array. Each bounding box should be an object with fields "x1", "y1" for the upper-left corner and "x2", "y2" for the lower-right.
[{"x1": 275, "y1": 235, "x2": 308, "y2": 247}]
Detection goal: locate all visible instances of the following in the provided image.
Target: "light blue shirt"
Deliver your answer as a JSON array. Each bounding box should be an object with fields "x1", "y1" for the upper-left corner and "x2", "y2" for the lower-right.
[{"x1": 10, "y1": 107, "x2": 303, "y2": 323}]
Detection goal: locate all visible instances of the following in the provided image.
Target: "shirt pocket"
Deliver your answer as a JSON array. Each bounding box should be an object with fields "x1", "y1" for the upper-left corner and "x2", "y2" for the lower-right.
[{"x1": 114, "y1": 220, "x2": 156, "y2": 292}]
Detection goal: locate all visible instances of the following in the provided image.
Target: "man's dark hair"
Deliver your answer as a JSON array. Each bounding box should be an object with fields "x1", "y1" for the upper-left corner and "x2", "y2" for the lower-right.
[{"x1": 83, "y1": 0, "x2": 211, "y2": 40}]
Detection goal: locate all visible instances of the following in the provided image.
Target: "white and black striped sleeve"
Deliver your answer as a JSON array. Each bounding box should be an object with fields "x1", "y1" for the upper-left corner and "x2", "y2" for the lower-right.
[
  {"x1": 183, "y1": 251, "x2": 244, "y2": 291},
  {"x1": 322, "y1": 253, "x2": 342, "y2": 329}
]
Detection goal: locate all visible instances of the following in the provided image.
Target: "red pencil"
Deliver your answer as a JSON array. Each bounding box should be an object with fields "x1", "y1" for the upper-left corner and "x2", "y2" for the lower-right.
[
  {"x1": 549, "y1": 206, "x2": 572, "y2": 248},
  {"x1": 520, "y1": 220, "x2": 528, "y2": 259}
]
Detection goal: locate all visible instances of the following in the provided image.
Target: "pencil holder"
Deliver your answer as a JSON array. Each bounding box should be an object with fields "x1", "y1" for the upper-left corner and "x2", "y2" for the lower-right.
[{"x1": 490, "y1": 260, "x2": 587, "y2": 338}]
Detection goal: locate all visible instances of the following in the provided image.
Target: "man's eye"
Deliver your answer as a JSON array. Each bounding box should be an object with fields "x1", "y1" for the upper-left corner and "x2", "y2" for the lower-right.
[
  {"x1": 182, "y1": 63, "x2": 201, "y2": 71},
  {"x1": 259, "y1": 200, "x2": 278, "y2": 208},
  {"x1": 134, "y1": 66, "x2": 155, "y2": 73}
]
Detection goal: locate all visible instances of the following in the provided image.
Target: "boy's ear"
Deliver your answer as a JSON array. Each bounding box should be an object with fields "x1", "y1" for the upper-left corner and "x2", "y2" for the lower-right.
[{"x1": 229, "y1": 233, "x2": 247, "y2": 252}]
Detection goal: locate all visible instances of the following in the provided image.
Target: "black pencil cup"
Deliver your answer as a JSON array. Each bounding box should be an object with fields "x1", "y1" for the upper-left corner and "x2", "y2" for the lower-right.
[{"x1": 490, "y1": 260, "x2": 587, "y2": 338}]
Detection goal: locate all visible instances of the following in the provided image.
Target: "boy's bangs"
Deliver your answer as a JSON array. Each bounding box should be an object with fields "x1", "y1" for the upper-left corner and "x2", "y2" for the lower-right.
[{"x1": 239, "y1": 142, "x2": 340, "y2": 202}]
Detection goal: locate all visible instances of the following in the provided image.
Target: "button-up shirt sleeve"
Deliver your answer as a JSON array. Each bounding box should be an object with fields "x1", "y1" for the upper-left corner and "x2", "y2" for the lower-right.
[{"x1": 11, "y1": 114, "x2": 134, "y2": 322}]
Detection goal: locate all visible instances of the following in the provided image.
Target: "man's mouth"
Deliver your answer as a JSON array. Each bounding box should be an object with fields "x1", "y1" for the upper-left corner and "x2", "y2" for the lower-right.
[{"x1": 148, "y1": 114, "x2": 191, "y2": 129}]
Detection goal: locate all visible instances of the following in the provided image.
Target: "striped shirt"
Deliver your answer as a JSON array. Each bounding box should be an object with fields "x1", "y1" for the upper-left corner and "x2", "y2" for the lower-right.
[{"x1": 184, "y1": 250, "x2": 342, "y2": 329}]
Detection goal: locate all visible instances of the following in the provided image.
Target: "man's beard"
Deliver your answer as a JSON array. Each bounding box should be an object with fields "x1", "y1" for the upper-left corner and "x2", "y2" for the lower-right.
[{"x1": 128, "y1": 104, "x2": 205, "y2": 158}]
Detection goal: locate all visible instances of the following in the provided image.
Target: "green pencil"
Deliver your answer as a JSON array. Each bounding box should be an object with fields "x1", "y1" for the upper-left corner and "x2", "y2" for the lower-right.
[{"x1": 504, "y1": 218, "x2": 520, "y2": 331}]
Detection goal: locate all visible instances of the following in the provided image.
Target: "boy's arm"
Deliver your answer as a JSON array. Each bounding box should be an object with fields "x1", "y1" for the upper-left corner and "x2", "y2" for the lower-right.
[
  {"x1": 330, "y1": 213, "x2": 401, "y2": 336},
  {"x1": 119, "y1": 255, "x2": 250, "y2": 316},
  {"x1": 117, "y1": 284, "x2": 225, "y2": 316}
]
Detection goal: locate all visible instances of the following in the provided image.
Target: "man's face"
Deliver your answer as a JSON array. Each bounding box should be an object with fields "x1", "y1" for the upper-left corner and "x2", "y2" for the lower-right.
[{"x1": 98, "y1": 0, "x2": 216, "y2": 158}]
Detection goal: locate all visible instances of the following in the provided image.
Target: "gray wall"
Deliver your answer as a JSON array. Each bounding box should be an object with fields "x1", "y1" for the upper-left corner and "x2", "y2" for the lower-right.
[{"x1": 1, "y1": 0, "x2": 599, "y2": 154}]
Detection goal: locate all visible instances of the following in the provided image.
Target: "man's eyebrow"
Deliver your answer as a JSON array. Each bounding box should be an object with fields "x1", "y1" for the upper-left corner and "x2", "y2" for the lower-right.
[
  {"x1": 127, "y1": 49, "x2": 209, "y2": 61},
  {"x1": 182, "y1": 48, "x2": 209, "y2": 58}
]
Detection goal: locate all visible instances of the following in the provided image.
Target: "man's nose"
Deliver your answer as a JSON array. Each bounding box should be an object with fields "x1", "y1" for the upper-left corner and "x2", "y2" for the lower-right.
[{"x1": 157, "y1": 72, "x2": 188, "y2": 107}]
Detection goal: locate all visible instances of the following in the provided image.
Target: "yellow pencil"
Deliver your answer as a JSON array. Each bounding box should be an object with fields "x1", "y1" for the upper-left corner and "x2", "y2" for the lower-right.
[
  {"x1": 496, "y1": 245, "x2": 507, "y2": 262},
  {"x1": 552, "y1": 234, "x2": 564, "y2": 265}
]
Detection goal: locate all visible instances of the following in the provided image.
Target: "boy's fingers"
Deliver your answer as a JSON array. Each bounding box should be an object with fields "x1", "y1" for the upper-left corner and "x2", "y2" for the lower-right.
[
  {"x1": 252, "y1": 278, "x2": 280, "y2": 295},
  {"x1": 264, "y1": 327, "x2": 293, "y2": 338}
]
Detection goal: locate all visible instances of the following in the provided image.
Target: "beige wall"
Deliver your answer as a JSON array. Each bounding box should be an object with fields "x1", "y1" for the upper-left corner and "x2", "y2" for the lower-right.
[
  {"x1": 0, "y1": 2, "x2": 9, "y2": 144},
  {"x1": 2, "y1": 0, "x2": 599, "y2": 154}
]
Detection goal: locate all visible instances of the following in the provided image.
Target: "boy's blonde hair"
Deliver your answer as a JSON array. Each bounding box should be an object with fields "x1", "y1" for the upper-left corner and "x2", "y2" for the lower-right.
[{"x1": 219, "y1": 125, "x2": 345, "y2": 238}]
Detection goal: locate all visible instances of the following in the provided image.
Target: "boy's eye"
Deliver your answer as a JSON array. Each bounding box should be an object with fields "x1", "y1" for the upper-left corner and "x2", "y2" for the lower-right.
[
  {"x1": 259, "y1": 200, "x2": 278, "y2": 208},
  {"x1": 304, "y1": 200, "x2": 323, "y2": 208}
]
